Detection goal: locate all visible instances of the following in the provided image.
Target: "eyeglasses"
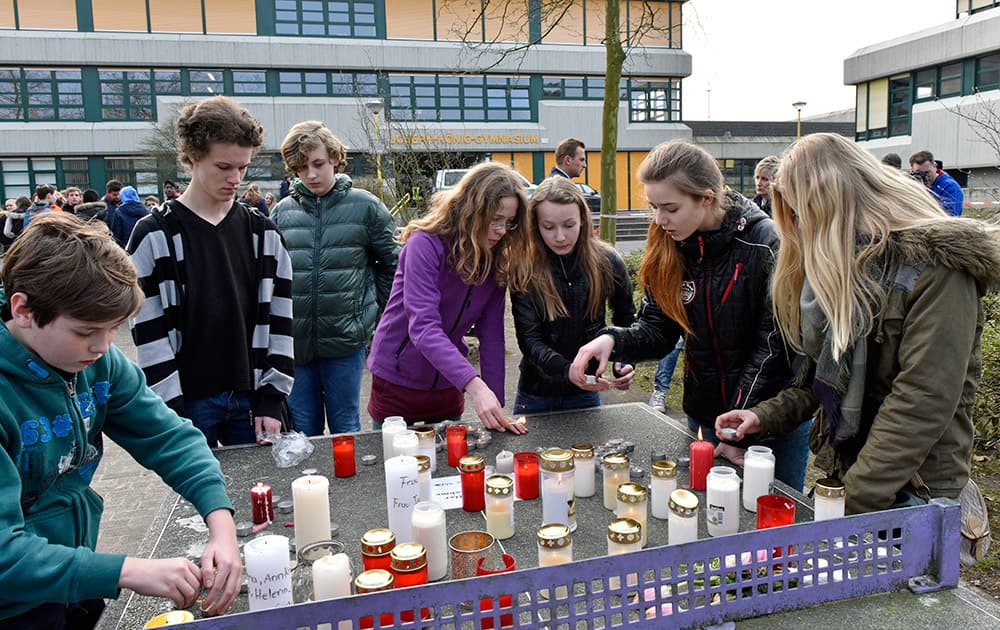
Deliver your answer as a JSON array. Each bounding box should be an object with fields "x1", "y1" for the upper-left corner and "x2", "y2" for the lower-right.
[{"x1": 489, "y1": 219, "x2": 518, "y2": 232}]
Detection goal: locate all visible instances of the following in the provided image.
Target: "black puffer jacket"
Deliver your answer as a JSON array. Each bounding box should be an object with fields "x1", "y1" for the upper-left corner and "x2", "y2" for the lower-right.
[
  {"x1": 605, "y1": 192, "x2": 791, "y2": 430},
  {"x1": 513, "y1": 247, "x2": 635, "y2": 396}
]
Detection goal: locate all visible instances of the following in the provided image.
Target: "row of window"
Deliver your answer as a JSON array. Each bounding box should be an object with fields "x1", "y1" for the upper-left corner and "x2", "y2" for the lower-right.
[
  {"x1": 855, "y1": 51, "x2": 1000, "y2": 141},
  {"x1": 0, "y1": 66, "x2": 680, "y2": 124}
]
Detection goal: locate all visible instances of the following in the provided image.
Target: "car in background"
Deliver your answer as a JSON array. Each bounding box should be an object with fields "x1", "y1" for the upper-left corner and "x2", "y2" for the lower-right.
[
  {"x1": 435, "y1": 168, "x2": 537, "y2": 196},
  {"x1": 576, "y1": 182, "x2": 601, "y2": 214}
]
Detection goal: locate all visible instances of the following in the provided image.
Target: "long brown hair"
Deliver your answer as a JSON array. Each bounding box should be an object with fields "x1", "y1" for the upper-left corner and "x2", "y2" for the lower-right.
[
  {"x1": 518, "y1": 177, "x2": 614, "y2": 320},
  {"x1": 402, "y1": 162, "x2": 528, "y2": 286},
  {"x1": 637, "y1": 140, "x2": 726, "y2": 335}
]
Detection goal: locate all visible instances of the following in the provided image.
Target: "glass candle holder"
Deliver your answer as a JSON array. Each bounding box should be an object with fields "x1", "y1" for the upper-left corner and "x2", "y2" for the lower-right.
[
  {"x1": 446, "y1": 425, "x2": 468, "y2": 467},
  {"x1": 391, "y1": 542, "x2": 430, "y2": 623},
  {"x1": 381, "y1": 416, "x2": 407, "y2": 460},
  {"x1": 514, "y1": 452, "x2": 540, "y2": 500},
  {"x1": 354, "y1": 569, "x2": 395, "y2": 630},
  {"x1": 813, "y1": 478, "x2": 846, "y2": 521},
  {"x1": 476, "y1": 554, "x2": 516, "y2": 630},
  {"x1": 459, "y1": 454, "x2": 486, "y2": 512},
  {"x1": 668, "y1": 489, "x2": 699, "y2": 545},
  {"x1": 616, "y1": 482, "x2": 648, "y2": 547},
  {"x1": 413, "y1": 426, "x2": 437, "y2": 473},
  {"x1": 393, "y1": 429, "x2": 419, "y2": 458},
  {"x1": 572, "y1": 444, "x2": 596, "y2": 498},
  {"x1": 250, "y1": 481, "x2": 273, "y2": 524},
  {"x1": 540, "y1": 448, "x2": 576, "y2": 531},
  {"x1": 332, "y1": 435, "x2": 356, "y2": 478},
  {"x1": 415, "y1": 455, "x2": 432, "y2": 503},
  {"x1": 602, "y1": 453, "x2": 630, "y2": 510},
  {"x1": 706, "y1": 466, "x2": 740, "y2": 537},
  {"x1": 295, "y1": 540, "x2": 348, "y2": 603},
  {"x1": 537, "y1": 523, "x2": 572, "y2": 567},
  {"x1": 607, "y1": 517, "x2": 642, "y2": 555},
  {"x1": 485, "y1": 475, "x2": 515, "y2": 540},
  {"x1": 411, "y1": 501, "x2": 448, "y2": 581},
  {"x1": 742, "y1": 445, "x2": 775, "y2": 512},
  {"x1": 650, "y1": 460, "x2": 677, "y2": 520},
  {"x1": 361, "y1": 528, "x2": 396, "y2": 572},
  {"x1": 757, "y1": 494, "x2": 796, "y2": 529}
]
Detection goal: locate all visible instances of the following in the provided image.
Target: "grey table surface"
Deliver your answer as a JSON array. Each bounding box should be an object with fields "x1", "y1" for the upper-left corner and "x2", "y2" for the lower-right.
[{"x1": 97, "y1": 403, "x2": 1000, "y2": 629}]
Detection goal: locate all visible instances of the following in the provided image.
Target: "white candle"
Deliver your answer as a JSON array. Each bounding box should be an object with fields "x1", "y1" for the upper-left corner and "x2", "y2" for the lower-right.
[
  {"x1": 312, "y1": 552, "x2": 352, "y2": 600},
  {"x1": 706, "y1": 466, "x2": 740, "y2": 537},
  {"x1": 393, "y1": 430, "x2": 419, "y2": 457},
  {"x1": 244, "y1": 535, "x2": 293, "y2": 611},
  {"x1": 574, "y1": 456, "x2": 595, "y2": 498},
  {"x1": 384, "y1": 455, "x2": 420, "y2": 541},
  {"x1": 292, "y1": 475, "x2": 331, "y2": 552},
  {"x1": 382, "y1": 416, "x2": 407, "y2": 460},
  {"x1": 602, "y1": 454, "x2": 629, "y2": 510},
  {"x1": 742, "y1": 445, "x2": 775, "y2": 512},
  {"x1": 541, "y1": 477, "x2": 570, "y2": 527},
  {"x1": 814, "y1": 478, "x2": 846, "y2": 521},
  {"x1": 538, "y1": 547, "x2": 573, "y2": 567},
  {"x1": 495, "y1": 450, "x2": 514, "y2": 475},
  {"x1": 486, "y1": 503, "x2": 515, "y2": 540},
  {"x1": 650, "y1": 460, "x2": 678, "y2": 520},
  {"x1": 668, "y1": 489, "x2": 699, "y2": 546},
  {"x1": 411, "y1": 501, "x2": 448, "y2": 581}
]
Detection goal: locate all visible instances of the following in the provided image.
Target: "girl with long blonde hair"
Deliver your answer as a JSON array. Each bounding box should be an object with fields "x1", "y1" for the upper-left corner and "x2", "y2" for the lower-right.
[
  {"x1": 368, "y1": 162, "x2": 530, "y2": 433},
  {"x1": 717, "y1": 132, "x2": 1000, "y2": 514},
  {"x1": 571, "y1": 139, "x2": 807, "y2": 489},
  {"x1": 511, "y1": 177, "x2": 635, "y2": 414}
]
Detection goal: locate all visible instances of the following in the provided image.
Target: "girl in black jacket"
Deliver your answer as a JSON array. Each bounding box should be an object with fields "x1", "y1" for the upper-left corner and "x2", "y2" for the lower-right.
[
  {"x1": 569, "y1": 140, "x2": 810, "y2": 490},
  {"x1": 511, "y1": 177, "x2": 635, "y2": 415}
]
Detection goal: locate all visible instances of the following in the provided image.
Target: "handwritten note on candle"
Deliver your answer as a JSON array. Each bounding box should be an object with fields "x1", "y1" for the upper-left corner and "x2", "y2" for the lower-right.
[
  {"x1": 244, "y1": 535, "x2": 293, "y2": 611},
  {"x1": 385, "y1": 456, "x2": 420, "y2": 540}
]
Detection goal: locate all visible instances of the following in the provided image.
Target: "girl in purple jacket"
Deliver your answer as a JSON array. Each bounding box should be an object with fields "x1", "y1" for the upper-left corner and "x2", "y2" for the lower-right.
[{"x1": 367, "y1": 163, "x2": 530, "y2": 433}]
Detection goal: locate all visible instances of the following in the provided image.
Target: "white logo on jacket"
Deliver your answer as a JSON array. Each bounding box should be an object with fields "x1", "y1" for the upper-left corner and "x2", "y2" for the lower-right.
[{"x1": 680, "y1": 280, "x2": 696, "y2": 305}]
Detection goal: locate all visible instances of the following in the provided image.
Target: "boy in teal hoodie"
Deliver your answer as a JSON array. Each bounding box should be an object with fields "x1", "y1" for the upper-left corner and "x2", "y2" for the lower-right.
[{"x1": 0, "y1": 214, "x2": 241, "y2": 628}]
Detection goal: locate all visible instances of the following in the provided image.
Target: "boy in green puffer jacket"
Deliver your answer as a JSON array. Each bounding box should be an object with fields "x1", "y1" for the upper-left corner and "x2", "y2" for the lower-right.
[{"x1": 0, "y1": 214, "x2": 240, "y2": 628}]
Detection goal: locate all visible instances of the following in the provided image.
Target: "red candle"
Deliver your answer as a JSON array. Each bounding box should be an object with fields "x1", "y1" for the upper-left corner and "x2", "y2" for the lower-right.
[
  {"x1": 446, "y1": 425, "x2": 468, "y2": 467},
  {"x1": 250, "y1": 482, "x2": 272, "y2": 524},
  {"x1": 355, "y1": 569, "x2": 395, "y2": 630},
  {"x1": 361, "y1": 528, "x2": 396, "y2": 572},
  {"x1": 332, "y1": 435, "x2": 356, "y2": 478},
  {"x1": 688, "y1": 428, "x2": 714, "y2": 491},
  {"x1": 514, "y1": 452, "x2": 540, "y2": 500},
  {"x1": 459, "y1": 454, "x2": 486, "y2": 512},
  {"x1": 477, "y1": 554, "x2": 516, "y2": 629},
  {"x1": 390, "y1": 543, "x2": 430, "y2": 623}
]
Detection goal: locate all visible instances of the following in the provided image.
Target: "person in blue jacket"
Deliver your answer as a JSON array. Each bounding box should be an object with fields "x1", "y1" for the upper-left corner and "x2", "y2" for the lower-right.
[
  {"x1": 908, "y1": 150, "x2": 964, "y2": 216},
  {"x1": 109, "y1": 185, "x2": 150, "y2": 246},
  {"x1": 0, "y1": 214, "x2": 241, "y2": 628}
]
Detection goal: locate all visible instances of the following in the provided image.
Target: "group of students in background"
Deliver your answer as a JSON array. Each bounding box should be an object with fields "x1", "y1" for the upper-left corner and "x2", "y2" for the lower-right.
[{"x1": 0, "y1": 93, "x2": 997, "y2": 628}]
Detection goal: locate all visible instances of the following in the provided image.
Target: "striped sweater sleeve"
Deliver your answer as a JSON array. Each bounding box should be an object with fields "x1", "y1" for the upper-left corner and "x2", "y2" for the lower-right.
[{"x1": 127, "y1": 215, "x2": 186, "y2": 414}]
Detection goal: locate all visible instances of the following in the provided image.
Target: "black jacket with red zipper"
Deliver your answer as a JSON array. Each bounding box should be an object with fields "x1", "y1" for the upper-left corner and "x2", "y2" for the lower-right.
[{"x1": 603, "y1": 192, "x2": 791, "y2": 433}]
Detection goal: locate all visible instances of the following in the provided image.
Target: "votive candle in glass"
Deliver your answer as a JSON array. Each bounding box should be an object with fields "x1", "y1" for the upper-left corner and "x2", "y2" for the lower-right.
[
  {"x1": 393, "y1": 429, "x2": 419, "y2": 458},
  {"x1": 537, "y1": 523, "x2": 573, "y2": 567},
  {"x1": 485, "y1": 475, "x2": 515, "y2": 540},
  {"x1": 514, "y1": 452, "x2": 540, "y2": 500},
  {"x1": 667, "y1": 489, "x2": 699, "y2": 545},
  {"x1": 541, "y1": 448, "x2": 576, "y2": 531},
  {"x1": 332, "y1": 435, "x2": 356, "y2": 478},
  {"x1": 706, "y1": 466, "x2": 740, "y2": 537},
  {"x1": 572, "y1": 444, "x2": 596, "y2": 498},
  {"x1": 813, "y1": 478, "x2": 846, "y2": 521},
  {"x1": 459, "y1": 454, "x2": 486, "y2": 512},
  {"x1": 742, "y1": 445, "x2": 775, "y2": 512},
  {"x1": 602, "y1": 453, "x2": 630, "y2": 510},
  {"x1": 354, "y1": 569, "x2": 395, "y2": 630},
  {"x1": 607, "y1": 517, "x2": 642, "y2": 555},
  {"x1": 416, "y1": 455, "x2": 432, "y2": 503},
  {"x1": 446, "y1": 425, "x2": 468, "y2": 467},
  {"x1": 650, "y1": 460, "x2": 677, "y2": 520},
  {"x1": 616, "y1": 482, "x2": 648, "y2": 547},
  {"x1": 381, "y1": 416, "x2": 407, "y2": 460},
  {"x1": 410, "y1": 501, "x2": 448, "y2": 581},
  {"x1": 390, "y1": 542, "x2": 430, "y2": 624},
  {"x1": 360, "y1": 528, "x2": 396, "y2": 572},
  {"x1": 413, "y1": 426, "x2": 437, "y2": 473},
  {"x1": 250, "y1": 481, "x2": 273, "y2": 524}
]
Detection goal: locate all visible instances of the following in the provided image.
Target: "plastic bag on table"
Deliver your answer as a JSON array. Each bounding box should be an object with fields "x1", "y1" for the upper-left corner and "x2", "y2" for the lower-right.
[{"x1": 271, "y1": 431, "x2": 315, "y2": 468}]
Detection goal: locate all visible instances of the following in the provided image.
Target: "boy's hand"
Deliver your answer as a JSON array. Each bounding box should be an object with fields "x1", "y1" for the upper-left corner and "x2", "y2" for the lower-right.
[
  {"x1": 255, "y1": 416, "x2": 282, "y2": 445},
  {"x1": 199, "y1": 509, "x2": 242, "y2": 616},
  {"x1": 118, "y1": 557, "x2": 201, "y2": 608}
]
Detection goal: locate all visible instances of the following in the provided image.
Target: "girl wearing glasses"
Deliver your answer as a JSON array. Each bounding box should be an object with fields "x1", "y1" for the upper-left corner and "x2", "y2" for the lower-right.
[
  {"x1": 511, "y1": 177, "x2": 635, "y2": 414},
  {"x1": 368, "y1": 162, "x2": 529, "y2": 433},
  {"x1": 717, "y1": 133, "x2": 999, "y2": 513},
  {"x1": 570, "y1": 139, "x2": 808, "y2": 490}
]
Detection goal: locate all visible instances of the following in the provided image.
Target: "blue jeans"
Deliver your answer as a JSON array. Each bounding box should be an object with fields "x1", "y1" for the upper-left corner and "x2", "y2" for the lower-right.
[
  {"x1": 514, "y1": 390, "x2": 602, "y2": 415},
  {"x1": 689, "y1": 416, "x2": 812, "y2": 492},
  {"x1": 287, "y1": 349, "x2": 365, "y2": 436},
  {"x1": 186, "y1": 391, "x2": 255, "y2": 447},
  {"x1": 654, "y1": 338, "x2": 685, "y2": 392}
]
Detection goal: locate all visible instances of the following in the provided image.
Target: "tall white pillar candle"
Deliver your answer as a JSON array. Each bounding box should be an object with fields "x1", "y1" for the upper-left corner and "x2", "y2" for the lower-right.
[
  {"x1": 312, "y1": 552, "x2": 353, "y2": 600},
  {"x1": 244, "y1": 535, "x2": 294, "y2": 611},
  {"x1": 742, "y1": 445, "x2": 775, "y2": 512},
  {"x1": 292, "y1": 475, "x2": 331, "y2": 552},
  {"x1": 706, "y1": 466, "x2": 740, "y2": 537},
  {"x1": 385, "y1": 455, "x2": 420, "y2": 541},
  {"x1": 411, "y1": 501, "x2": 448, "y2": 581}
]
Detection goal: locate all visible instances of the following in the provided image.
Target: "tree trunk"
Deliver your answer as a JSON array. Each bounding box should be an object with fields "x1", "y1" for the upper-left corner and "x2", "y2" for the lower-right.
[{"x1": 599, "y1": 0, "x2": 626, "y2": 245}]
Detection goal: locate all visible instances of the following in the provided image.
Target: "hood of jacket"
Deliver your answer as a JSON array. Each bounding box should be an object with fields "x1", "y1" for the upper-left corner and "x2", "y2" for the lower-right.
[
  {"x1": 73, "y1": 201, "x2": 106, "y2": 214},
  {"x1": 120, "y1": 186, "x2": 140, "y2": 204},
  {"x1": 291, "y1": 173, "x2": 353, "y2": 207},
  {"x1": 887, "y1": 221, "x2": 1000, "y2": 295}
]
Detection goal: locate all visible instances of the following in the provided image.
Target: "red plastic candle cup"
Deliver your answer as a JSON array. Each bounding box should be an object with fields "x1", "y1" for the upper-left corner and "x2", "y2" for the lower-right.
[
  {"x1": 757, "y1": 494, "x2": 796, "y2": 529},
  {"x1": 688, "y1": 431, "x2": 714, "y2": 491},
  {"x1": 446, "y1": 425, "x2": 468, "y2": 467},
  {"x1": 459, "y1": 455, "x2": 487, "y2": 512},
  {"x1": 514, "y1": 452, "x2": 540, "y2": 500},
  {"x1": 477, "y1": 554, "x2": 516, "y2": 629},
  {"x1": 332, "y1": 435, "x2": 356, "y2": 478},
  {"x1": 250, "y1": 482, "x2": 273, "y2": 524}
]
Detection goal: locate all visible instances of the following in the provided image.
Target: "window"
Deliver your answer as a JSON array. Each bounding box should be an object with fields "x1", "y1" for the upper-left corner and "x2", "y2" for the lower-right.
[
  {"x1": 939, "y1": 62, "x2": 963, "y2": 97},
  {"x1": 914, "y1": 68, "x2": 936, "y2": 101},
  {"x1": 100, "y1": 69, "x2": 155, "y2": 120},
  {"x1": 629, "y1": 79, "x2": 680, "y2": 122},
  {"x1": 0, "y1": 68, "x2": 84, "y2": 121},
  {"x1": 233, "y1": 71, "x2": 267, "y2": 95},
  {"x1": 888, "y1": 74, "x2": 911, "y2": 136},
  {"x1": 274, "y1": 0, "x2": 378, "y2": 38},
  {"x1": 975, "y1": 53, "x2": 1000, "y2": 91},
  {"x1": 190, "y1": 70, "x2": 224, "y2": 95},
  {"x1": 542, "y1": 76, "x2": 625, "y2": 100},
  {"x1": 389, "y1": 74, "x2": 532, "y2": 123},
  {"x1": 278, "y1": 71, "x2": 377, "y2": 97},
  {"x1": 0, "y1": 157, "x2": 89, "y2": 200},
  {"x1": 105, "y1": 158, "x2": 159, "y2": 196}
]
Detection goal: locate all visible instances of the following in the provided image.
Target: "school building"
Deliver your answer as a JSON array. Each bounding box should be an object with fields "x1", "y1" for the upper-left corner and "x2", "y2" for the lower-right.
[{"x1": 0, "y1": 0, "x2": 695, "y2": 210}]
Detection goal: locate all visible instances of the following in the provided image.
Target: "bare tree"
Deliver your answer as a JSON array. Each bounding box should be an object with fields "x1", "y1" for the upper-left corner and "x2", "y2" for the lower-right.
[
  {"x1": 442, "y1": 0, "x2": 674, "y2": 243},
  {"x1": 944, "y1": 94, "x2": 1000, "y2": 203}
]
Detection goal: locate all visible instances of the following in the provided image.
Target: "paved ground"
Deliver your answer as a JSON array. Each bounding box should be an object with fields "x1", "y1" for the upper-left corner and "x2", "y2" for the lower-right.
[{"x1": 91, "y1": 279, "x2": 651, "y2": 556}]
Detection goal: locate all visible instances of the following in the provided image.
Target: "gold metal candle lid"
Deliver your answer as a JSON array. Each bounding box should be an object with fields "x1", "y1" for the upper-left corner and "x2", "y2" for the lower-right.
[
  {"x1": 617, "y1": 482, "x2": 648, "y2": 504},
  {"x1": 413, "y1": 426, "x2": 435, "y2": 440},
  {"x1": 485, "y1": 474, "x2": 514, "y2": 496},
  {"x1": 390, "y1": 542, "x2": 427, "y2": 572},
  {"x1": 540, "y1": 448, "x2": 575, "y2": 472},
  {"x1": 354, "y1": 569, "x2": 394, "y2": 593},
  {"x1": 815, "y1": 478, "x2": 846, "y2": 498},
  {"x1": 458, "y1": 454, "x2": 486, "y2": 472},
  {"x1": 602, "y1": 453, "x2": 629, "y2": 470},
  {"x1": 415, "y1": 455, "x2": 431, "y2": 473},
  {"x1": 571, "y1": 444, "x2": 595, "y2": 460},
  {"x1": 537, "y1": 523, "x2": 572, "y2": 549},
  {"x1": 668, "y1": 489, "x2": 699, "y2": 517},
  {"x1": 607, "y1": 517, "x2": 642, "y2": 544},
  {"x1": 361, "y1": 528, "x2": 396, "y2": 556},
  {"x1": 651, "y1": 460, "x2": 678, "y2": 479}
]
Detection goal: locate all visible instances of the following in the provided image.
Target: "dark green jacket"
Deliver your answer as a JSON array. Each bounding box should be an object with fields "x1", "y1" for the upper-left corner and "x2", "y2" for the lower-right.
[
  {"x1": 751, "y1": 222, "x2": 1000, "y2": 514},
  {"x1": 272, "y1": 175, "x2": 399, "y2": 363}
]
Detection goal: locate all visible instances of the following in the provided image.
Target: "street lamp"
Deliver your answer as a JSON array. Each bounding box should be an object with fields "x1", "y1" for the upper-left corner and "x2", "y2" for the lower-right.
[
  {"x1": 792, "y1": 101, "x2": 807, "y2": 139},
  {"x1": 365, "y1": 99, "x2": 385, "y2": 201}
]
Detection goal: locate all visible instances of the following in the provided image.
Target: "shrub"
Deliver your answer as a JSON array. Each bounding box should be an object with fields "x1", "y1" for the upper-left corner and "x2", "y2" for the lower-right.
[{"x1": 975, "y1": 291, "x2": 1000, "y2": 451}]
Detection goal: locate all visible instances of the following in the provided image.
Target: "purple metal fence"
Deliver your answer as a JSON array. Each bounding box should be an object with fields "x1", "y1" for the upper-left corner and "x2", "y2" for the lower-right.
[{"x1": 175, "y1": 499, "x2": 960, "y2": 630}]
